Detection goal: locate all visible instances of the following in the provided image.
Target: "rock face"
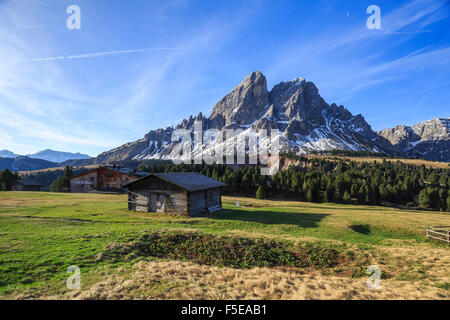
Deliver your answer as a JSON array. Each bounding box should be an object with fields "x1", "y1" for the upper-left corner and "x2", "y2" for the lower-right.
[
  {"x1": 209, "y1": 71, "x2": 270, "y2": 127},
  {"x1": 378, "y1": 118, "x2": 449, "y2": 161},
  {"x1": 92, "y1": 71, "x2": 447, "y2": 163}
]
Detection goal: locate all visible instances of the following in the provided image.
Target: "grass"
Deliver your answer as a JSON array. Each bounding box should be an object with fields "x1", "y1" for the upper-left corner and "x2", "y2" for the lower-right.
[
  {"x1": 305, "y1": 155, "x2": 450, "y2": 169},
  {"x1": 0, "y1": 192, "x2": 449, "y2": 299},
  {"x1": 18, "y1": 164, "x2": 101, "y2": 175}
]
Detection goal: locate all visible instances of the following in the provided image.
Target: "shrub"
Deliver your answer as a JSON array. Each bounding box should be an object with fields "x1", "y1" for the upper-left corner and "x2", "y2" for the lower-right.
[{"x1": 102, "y1": 232, "x2": 342, "y2": 269}]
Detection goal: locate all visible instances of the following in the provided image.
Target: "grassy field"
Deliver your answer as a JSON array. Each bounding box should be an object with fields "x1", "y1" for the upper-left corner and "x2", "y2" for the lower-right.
[
  {"x1": 0, "y1": 192, "x2": 449, "y2": 299},
  {"x1": 18, "y1": 164, "x2": 100, "y2": 175},
  {"x1": 305, "y1": 155, "x2": 450, "y2": 169}
]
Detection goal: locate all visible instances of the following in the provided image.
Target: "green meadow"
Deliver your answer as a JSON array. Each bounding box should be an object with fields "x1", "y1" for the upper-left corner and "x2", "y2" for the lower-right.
[{"x1": 0, "y1": 192, "x2": 448, "y2": 299}]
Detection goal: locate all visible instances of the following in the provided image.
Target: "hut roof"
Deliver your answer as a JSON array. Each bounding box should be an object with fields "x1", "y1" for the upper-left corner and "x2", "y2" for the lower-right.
[
  {"x1": 124, "y1": 172, "x2": 226, "y2": 192},
  {"x1": 68, "y1": 166, "x2": 145, "y2": 180}
]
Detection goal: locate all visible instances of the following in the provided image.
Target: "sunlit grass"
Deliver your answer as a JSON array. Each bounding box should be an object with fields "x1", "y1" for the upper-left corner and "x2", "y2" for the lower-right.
[{"x1": 0, "y1": 192, "x2": 448, "y2": 298}]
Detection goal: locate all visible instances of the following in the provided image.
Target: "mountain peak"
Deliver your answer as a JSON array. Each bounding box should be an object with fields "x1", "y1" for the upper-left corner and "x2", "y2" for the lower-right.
[
  {"x1": 244, "y1": 70, "x2": 265, "y2": 80},
  {"x1": 209, "y1": 71, "x2": 269, "y2": 126},
  {"x1": 0, "y1": 150, "x2": 18, "y2": 158}
]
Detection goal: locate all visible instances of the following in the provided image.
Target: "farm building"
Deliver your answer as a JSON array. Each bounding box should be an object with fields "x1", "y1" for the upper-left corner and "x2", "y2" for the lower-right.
[
  {"x1": 124, "y1": 172, "x2": 226, "y2": 216},
  {"x1": 68, "y1": 166, "x2": 147, "y2": 193},
  {"x1": 12, "y1": 179, "x2": 42, "y2": 191}
]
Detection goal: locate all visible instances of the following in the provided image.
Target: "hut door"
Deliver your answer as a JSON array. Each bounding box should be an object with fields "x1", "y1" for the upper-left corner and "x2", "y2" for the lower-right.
[
  {"x1": 155, "y1": 194, "x2": 166, "y2": 213},
  {"x1": 149, "y1": 192, "x2": 165, "y2": 213}
]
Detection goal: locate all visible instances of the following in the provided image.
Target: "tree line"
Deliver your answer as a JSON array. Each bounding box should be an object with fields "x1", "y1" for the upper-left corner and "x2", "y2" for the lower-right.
[
  {"x1": 139, "y1": 158, "x2": 450, "y2": 211},
  {"x1": 4, "y1": 158, "x2": 449, "y2": 211}
]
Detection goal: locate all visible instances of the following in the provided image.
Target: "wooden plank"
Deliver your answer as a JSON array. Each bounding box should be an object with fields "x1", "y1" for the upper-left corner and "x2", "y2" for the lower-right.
[
  {"x1": 426, "y1": 226, "x2": 450, "y2": 243},
  {"x1": 427, "y1": 234, "x2": 450, "y2": 243},
  {"x1": 428, "y1": 230, "x2": 450, "y2": 237}
]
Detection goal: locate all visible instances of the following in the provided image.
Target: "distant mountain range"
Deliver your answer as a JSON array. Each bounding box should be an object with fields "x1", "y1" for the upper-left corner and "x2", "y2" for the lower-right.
[
  {"x1": 0, "y1": 149, "x2": 92, "y2": 171},
  {"x1": 0, "y1": 149, "x2": 91, "y2": 162},
  {"x1": 26, "y1": 149, "x2": 91, "y2": 163},
  {"x1": 0, "y1": 156, "x2": 57, "y2": 172},
  {"x1": 89, "y1": 71, "x2": 449, "y2": 163}
]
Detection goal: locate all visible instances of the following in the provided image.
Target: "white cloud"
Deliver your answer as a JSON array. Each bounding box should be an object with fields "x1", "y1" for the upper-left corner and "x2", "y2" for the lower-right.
[{"x1": 26, "y1": 47, "x2": 192, "y2": 62}]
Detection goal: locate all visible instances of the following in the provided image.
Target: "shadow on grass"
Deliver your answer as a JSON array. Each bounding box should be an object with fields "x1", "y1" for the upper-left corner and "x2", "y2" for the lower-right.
[
  {"x1": 349, "y1": 224, "x2": 371, "y2": 235},
  {"x1": 211, "y1": 208, "x2": 329, "y2": 228}
]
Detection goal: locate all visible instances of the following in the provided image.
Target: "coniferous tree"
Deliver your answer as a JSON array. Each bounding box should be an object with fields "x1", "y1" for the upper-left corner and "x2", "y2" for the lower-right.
[
  {"x1": 447, "y1": 192, "x2": 450, "y2": 211},
  {"x1": 0, "y1": 169, "x2": 18, "y2": 190},
  {"x1": 357, "y1": 184, "x2": 366, "y2": 204},
  {"x1": 343, "y1": 190, "x2": 351, "y2": 203},
  {"x1": 350, "y1": 183, "x2": 359, "y2": 197},
  {"x1": 324, "y1": 181, "x2": 335, "y2": 203},
  {"x1": 50, "y1": 176, "x2": 64, "y2": 192},
  {"x1": 418, "y1": 189, "x2": 431, "y2": 208},
  {"x1": 256, "y1": 186, "x2": 265, "y2": 200}
]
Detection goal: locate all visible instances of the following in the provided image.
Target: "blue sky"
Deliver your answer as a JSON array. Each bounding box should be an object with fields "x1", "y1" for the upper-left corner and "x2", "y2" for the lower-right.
[{"x1": 0, "y1": 0, "x2": 449, "y2": 156}]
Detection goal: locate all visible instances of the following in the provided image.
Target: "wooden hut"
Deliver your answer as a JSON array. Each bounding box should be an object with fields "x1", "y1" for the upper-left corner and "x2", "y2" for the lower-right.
[
  {"x1": 12, "y1": 179, "x2": 42, "y2": 191},
  {"x1": 124, "y1": 173, "x2": 226, "y2": 216},
  {"x1": 68, "y1": 166, "x2": 146, "y2": 193}
]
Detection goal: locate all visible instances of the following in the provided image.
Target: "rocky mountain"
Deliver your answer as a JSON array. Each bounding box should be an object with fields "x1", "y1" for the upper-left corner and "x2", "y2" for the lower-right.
[
  {"x1": 378, "y1": 118, "x2": 449, "y2": 161},
  {"x1": 0, "y1": 150, "x2": 18, "y2": 158},
  {"x1": 93, "y1": 71, "x2": 447, "y2": 164},
  {"x1": 0, "y1": 156, "x2": 57, "y2": 171}
]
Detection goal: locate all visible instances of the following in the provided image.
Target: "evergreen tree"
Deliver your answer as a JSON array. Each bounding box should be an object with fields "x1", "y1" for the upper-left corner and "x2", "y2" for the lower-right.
[
  {"x1": 324, "y1": 181, "x2": 335, "y2": 203},
  {"x1": 350, "y1": 183, "x2": 359, "y2": 197},
  {"x1": 418, "y1": 189, "x2": 431, "y2": 208},
  {"x1": 343, "y1": 190, "x2": 351, "y2": 203},
  {"x1": 62, "y1": 166, "x2": 74, "y2": 192},
  {"x1": 428, "y1": 188, "x2": 440, "y2": 209},
  {"x1": 256, "y1": 186, "x2": 265, "y2": 200},
  {"x1": 50, "y1": 177, "x2": 64, "y2": 192},
  {"x1": 241, "y1": 172, "x2": 253, "y2": 196},
  {"x1": 0, "y1": 169, "x2": 18, "y2": 190},
  {"x1": 306, "y1": 187, "x2": 315, "y2": 203},
  {"x1": 447, "y1": 193, "x2": 450, "y2": 212},
  {"x1": 438, "y1": 188, "x2": 447, "y2": 210},
  {"x1": 357, "y1": 184, "x2": 366, "y2": 204},
  {"x1": 49, "y1": 166, "x2": 74, "y2": 193}
]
